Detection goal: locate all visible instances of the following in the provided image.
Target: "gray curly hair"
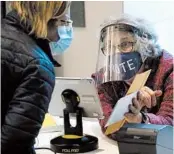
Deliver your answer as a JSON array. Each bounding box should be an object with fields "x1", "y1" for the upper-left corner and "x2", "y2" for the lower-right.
[{"x1": 100, "y1": 14, "x2": 162, "y2": 61}]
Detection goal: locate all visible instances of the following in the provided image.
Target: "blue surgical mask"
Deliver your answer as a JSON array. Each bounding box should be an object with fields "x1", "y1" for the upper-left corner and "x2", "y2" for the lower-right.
[{"x1": 49, "y1": 26, "x2": 73, "y2": 55}]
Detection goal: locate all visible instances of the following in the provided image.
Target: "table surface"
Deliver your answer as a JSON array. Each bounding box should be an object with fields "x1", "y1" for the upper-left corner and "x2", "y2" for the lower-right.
[{"x1": 35, "y1": 117, "x2": 119, "y2": 154}]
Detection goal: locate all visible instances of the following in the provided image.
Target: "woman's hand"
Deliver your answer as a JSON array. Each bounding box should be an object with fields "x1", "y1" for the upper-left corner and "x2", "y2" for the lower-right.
[
  {"x1": 124, "y1": 86, "x2": 162, "y2": 123},
  {"x1": 124, "y1": 97, "x2": 143, "y2": 123},
  {"x1": 137, "y1": 86, "x2": 162, "y2": 108}
]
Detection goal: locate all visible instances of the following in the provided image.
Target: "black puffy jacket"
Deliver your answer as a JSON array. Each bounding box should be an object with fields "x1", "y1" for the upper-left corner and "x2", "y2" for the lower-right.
[{"x1": 1, "y1": 11, "x2": 59, "y2": 154}]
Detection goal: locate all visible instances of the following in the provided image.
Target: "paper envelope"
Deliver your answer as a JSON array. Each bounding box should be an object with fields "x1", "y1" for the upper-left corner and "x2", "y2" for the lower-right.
[
  {"x1": 105, "y1": 91, "x2": 138, "y2": 127},
  {"x1": 105, "y1": 118, "x2": 126, "y2": 135},
  {"x1": 105, "y1": 69, "x2": 151, "y2": 135},
  {"x1": 126, "y1": 69, "x2": 151, "y2": 95}
]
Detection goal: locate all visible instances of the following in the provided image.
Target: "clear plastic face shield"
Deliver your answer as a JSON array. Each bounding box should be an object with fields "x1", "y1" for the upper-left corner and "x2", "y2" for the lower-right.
[{"x1": 95, "y1": 24, "x2": 143, "y2": 85}]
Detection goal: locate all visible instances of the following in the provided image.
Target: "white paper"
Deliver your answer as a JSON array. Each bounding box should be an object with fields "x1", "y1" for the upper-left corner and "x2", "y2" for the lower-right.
[{"x1": 105, "y1": 91, "x2": 138, "y2": 127}]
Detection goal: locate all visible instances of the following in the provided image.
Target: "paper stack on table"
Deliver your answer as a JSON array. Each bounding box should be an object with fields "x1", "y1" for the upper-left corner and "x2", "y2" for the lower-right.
[{"x1": 41, "y1": 113, "x2": 61, "y2": 133}]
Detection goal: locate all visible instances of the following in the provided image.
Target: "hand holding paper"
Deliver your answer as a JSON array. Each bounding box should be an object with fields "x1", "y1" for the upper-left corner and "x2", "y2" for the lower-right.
[
  {"x1": 105, "y1": 70, "x2": 151, "y2": 135},
  {"x1": 105, "y1": 91, "x2": 138, "y2": 127}
]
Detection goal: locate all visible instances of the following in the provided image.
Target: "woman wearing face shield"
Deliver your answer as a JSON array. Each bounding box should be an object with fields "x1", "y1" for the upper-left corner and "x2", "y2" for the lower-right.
[
  {"x1": 1, "y1": 1, "x2": 73, "y2": 154},
  {"x1": 92, "y1": 15, "x2": 173, "y2": 137}
]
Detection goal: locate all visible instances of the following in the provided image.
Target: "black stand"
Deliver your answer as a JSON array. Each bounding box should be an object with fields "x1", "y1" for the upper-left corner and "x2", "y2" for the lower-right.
[
  {"x1": 64, "y1": 107, "x2": 83, "y2": 136},
  {"x1": 50, "y1": 89, "x2": 98, "y2": 153}
]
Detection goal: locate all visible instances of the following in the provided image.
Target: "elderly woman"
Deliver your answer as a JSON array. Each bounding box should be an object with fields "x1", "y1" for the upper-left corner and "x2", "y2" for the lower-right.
[
  {"x1": 92, "y1": 15, "x2": 173, "y2": 135},
  {"x1": 1, "y1": 1, "x2": 72, "y2": 154}
]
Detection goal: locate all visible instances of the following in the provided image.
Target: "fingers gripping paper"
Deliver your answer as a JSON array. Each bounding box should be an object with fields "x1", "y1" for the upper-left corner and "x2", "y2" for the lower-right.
[
  {"x1": 105, "y1": 70, "x2": 151, "y2": 135},
  {"x1": 105, "y1": 91, "x2": 138, "y2": 127}
]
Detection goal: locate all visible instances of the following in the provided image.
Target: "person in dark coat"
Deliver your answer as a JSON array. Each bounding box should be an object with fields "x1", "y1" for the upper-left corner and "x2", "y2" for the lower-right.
[{"x1": 1, "y1": 1, "x2": 73, "y2": 154}]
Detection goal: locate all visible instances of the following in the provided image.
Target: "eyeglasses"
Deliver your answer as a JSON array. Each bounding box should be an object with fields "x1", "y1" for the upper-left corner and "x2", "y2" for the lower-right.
[
  {"x1": 56, "y1": 19, "x2": 73, "y2": 27},
  {"x1": 118, "y1": 41, "x2": 136, "y2": 52},
  {"x1": 101, "y1": 41, "x2": 137, "y2": 54}
]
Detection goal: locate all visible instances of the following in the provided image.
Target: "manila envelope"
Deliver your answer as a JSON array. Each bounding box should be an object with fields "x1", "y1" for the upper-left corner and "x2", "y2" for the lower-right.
[{"x1": 105, "y1": 69, "x2": 151, "y2": 135}]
